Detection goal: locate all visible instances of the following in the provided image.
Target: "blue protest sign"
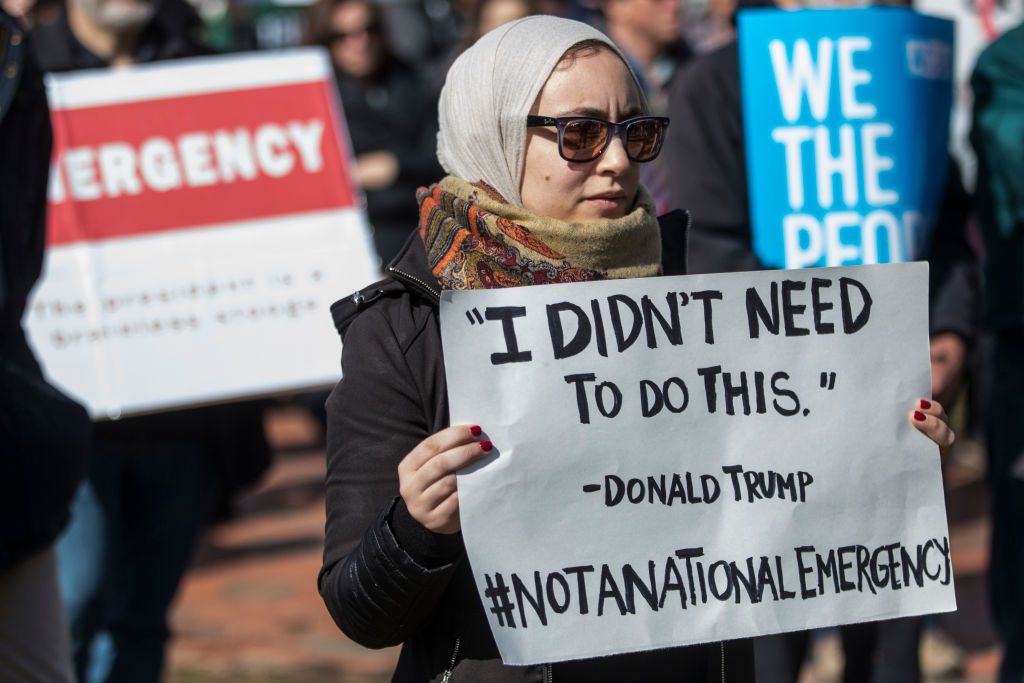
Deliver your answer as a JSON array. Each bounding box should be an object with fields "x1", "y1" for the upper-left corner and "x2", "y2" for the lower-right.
[{"x1": 738, "y1": 8, "x2": 953, "y2": 269}]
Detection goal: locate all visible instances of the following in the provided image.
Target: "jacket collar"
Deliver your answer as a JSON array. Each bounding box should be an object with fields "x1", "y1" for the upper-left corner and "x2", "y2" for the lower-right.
[
  {"x1": 329, "y1": 228, "x2": 439, "y2": 338},
  {"x1": 384, "y1": 228, "x2": 441, "y2": 303}
]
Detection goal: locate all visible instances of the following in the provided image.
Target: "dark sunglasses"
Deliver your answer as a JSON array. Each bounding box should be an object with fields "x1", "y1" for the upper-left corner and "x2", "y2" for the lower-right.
[
  {"x1": 525, "y1": 115, "x2": 670, "y2": 163},
  {"x1": 326, "y1": 21, "x2": 380, "y2": 43}
]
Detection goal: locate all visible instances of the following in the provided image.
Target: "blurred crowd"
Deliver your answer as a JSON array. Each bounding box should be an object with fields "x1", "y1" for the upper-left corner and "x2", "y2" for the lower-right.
[{"x1": 0, "y1": 0, "x2": 1022, "y2": 681}]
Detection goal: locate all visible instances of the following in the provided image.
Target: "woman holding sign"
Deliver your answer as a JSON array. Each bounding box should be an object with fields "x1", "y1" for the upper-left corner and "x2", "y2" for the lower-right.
[{"x1": 317, "y1": 15, "x2": 954, "y2": 681}]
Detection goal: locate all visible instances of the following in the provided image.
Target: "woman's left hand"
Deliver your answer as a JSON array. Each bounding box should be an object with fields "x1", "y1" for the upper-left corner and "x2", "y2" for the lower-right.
[{"x1": 910, "y1": 399, "x2": 955, "y2": 459}]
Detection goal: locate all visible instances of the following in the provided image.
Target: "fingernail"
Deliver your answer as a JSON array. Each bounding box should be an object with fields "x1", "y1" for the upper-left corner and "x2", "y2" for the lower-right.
[
  {"x1": 914, "y1": 411, "x2": 926, "y2": 422},
  {"x1": 470, "y1": 425, "x2": 482, "y2": 436},
  {"x1": 920, "y1": 400, "x2": 932, "y2": 410},
  {"x1": 480, "y1": 440, "x2": 493, "y2": 452}
]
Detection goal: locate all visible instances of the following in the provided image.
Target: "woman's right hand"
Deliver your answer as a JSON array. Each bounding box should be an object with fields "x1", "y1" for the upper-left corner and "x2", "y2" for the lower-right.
[{"x1": 398, "y1": 425, "x2": 492, "y2": 534}]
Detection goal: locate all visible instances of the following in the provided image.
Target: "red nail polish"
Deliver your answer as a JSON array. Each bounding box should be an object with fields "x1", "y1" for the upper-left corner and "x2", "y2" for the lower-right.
[
  {"x1": 480, "y1": 440, "x2": 493, "y2": 452},
  {"x1": 920, "y1": 400, "x2": 931, "y2": 410},
  {"x1": 470, "y1": 425, "x2": 482, "y2": 436},
  {"x1": 914, "y1": 411, "x2": 926, "y2": 422}
]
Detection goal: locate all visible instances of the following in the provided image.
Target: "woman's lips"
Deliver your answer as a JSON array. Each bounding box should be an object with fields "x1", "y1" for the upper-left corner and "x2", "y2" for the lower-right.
[{"x1": 585, "y1": 194, "x2": 626, "y2": 209}]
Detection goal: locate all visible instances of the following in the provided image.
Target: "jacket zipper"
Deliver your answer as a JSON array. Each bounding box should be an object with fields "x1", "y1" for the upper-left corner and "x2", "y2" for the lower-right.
[
  {"x1": 720, "y1": 641, "x2": 725, "y2": 683},
  {"x1": 683, "y1": 209, "x2": 693, "y2": 275},
  {"x1": 441, "y1": 637, "x2": 460, "y2": 683},
  {"x1": 387, "y1": 266, "x2": 441, "y2": 303},
  {"x1": 544, "y1": 663, "x2": 553, "y2": 682}
]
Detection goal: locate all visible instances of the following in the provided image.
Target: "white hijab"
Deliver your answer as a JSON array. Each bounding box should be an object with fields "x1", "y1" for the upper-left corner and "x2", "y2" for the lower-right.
[{"x1": 436, "y1": 16, "x2": 643, "y2": 207}]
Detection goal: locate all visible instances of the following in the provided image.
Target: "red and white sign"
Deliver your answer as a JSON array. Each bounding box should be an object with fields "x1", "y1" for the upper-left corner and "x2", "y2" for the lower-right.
[{"x1": 27, "y1": 49, "x2": 380, "y2": 418}]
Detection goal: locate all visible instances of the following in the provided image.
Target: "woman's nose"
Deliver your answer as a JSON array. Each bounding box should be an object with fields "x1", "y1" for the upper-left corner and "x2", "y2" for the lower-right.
[{"x1": 596, "y1": 133, "x2": 631, "y2": 176}]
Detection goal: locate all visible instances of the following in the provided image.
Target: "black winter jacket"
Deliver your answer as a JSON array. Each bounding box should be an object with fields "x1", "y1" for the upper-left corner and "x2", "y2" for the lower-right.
[
  {"x1": 0, "y1": 9, "x2": 91, "y2": 572},
  {"x1": 319, "y1": 212, "x2": 755, "y2": 682}
]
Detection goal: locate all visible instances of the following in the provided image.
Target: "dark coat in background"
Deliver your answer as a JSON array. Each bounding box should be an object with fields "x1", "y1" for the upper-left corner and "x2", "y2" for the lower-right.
[
  {"x1": 28, "y1": 5, "x2": 270, "y2": 678},
  {"x1": 0, "y1": 8, "x2": 90, "y2": 573},
  {"x1": 970, "y1": 23, "x2": 1024, "y2": 682},
  {"x1": 337, "y1": 60, "x2": 443, "y2": 264},
  {"x1": 972, "y1": 22, "x2": 1024, "y2": 332}
]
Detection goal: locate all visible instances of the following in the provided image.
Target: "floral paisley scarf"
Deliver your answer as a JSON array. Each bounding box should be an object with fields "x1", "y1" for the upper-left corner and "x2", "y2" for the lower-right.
[{"x1": 418, "y1": 176, "x2": 662, "y2": 290}]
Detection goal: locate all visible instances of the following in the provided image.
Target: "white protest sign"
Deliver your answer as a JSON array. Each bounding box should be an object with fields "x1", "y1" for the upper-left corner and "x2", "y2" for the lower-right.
[
  {"x1": 439, "y1": 263, "x2": 954, "y2": 665},
  {"x1": 27, "y1": 50, "x2": 378, "y2": 418}
]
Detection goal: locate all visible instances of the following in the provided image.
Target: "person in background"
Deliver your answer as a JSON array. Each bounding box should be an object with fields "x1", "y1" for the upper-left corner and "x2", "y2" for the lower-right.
[
  {"x1": 373, "y1": 0, "x2": 460, "y2": 67},
  {"x1": 665, "y1": 1, "x2": 978, "y2": 681},
  {"x1": 599, "y1": 0, "x2": 691, "y2": 213},
  {"x1": 308, "y1": 0, "x2": 443, "y2": 264},
  {"x1": 0, "y1": 8, "x2": 89, "y2": 682},
  {"x1": 33, "y1": 0, "x2": 207, "y2": 68},
  {"x1": 682, "y1": 0, "x2": 737, "y2": 54},
  {"x1": 425, "y1": 0, "x2": 534, "y2": 99},
  {"x1": 464, "y1": 0, "x2": 533, "y2": 44},
  {"x1": 0, "y1": 0, "x2": 58, "y2": 26},
  {"x1": 30, "y1": 1, "x2": 271, "y2": 680},
  {"x1": 600, "y1": 0, "x2": 689, "y2": 106},
  {"x1": 970, "y1": 22, "x2": 1024, "y2": 683},
  {"x1": 666, "y1": 0, "x2": 974, "y2": 410}
]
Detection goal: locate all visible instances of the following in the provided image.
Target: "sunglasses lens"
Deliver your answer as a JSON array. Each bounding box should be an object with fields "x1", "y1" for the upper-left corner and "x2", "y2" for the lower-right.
[
  {"x1": 626, "y1": 119, "x2": 664, "y2": 162},
  {"x1": 561, "y1": 119, "x2": 609, "y2": 160}
]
